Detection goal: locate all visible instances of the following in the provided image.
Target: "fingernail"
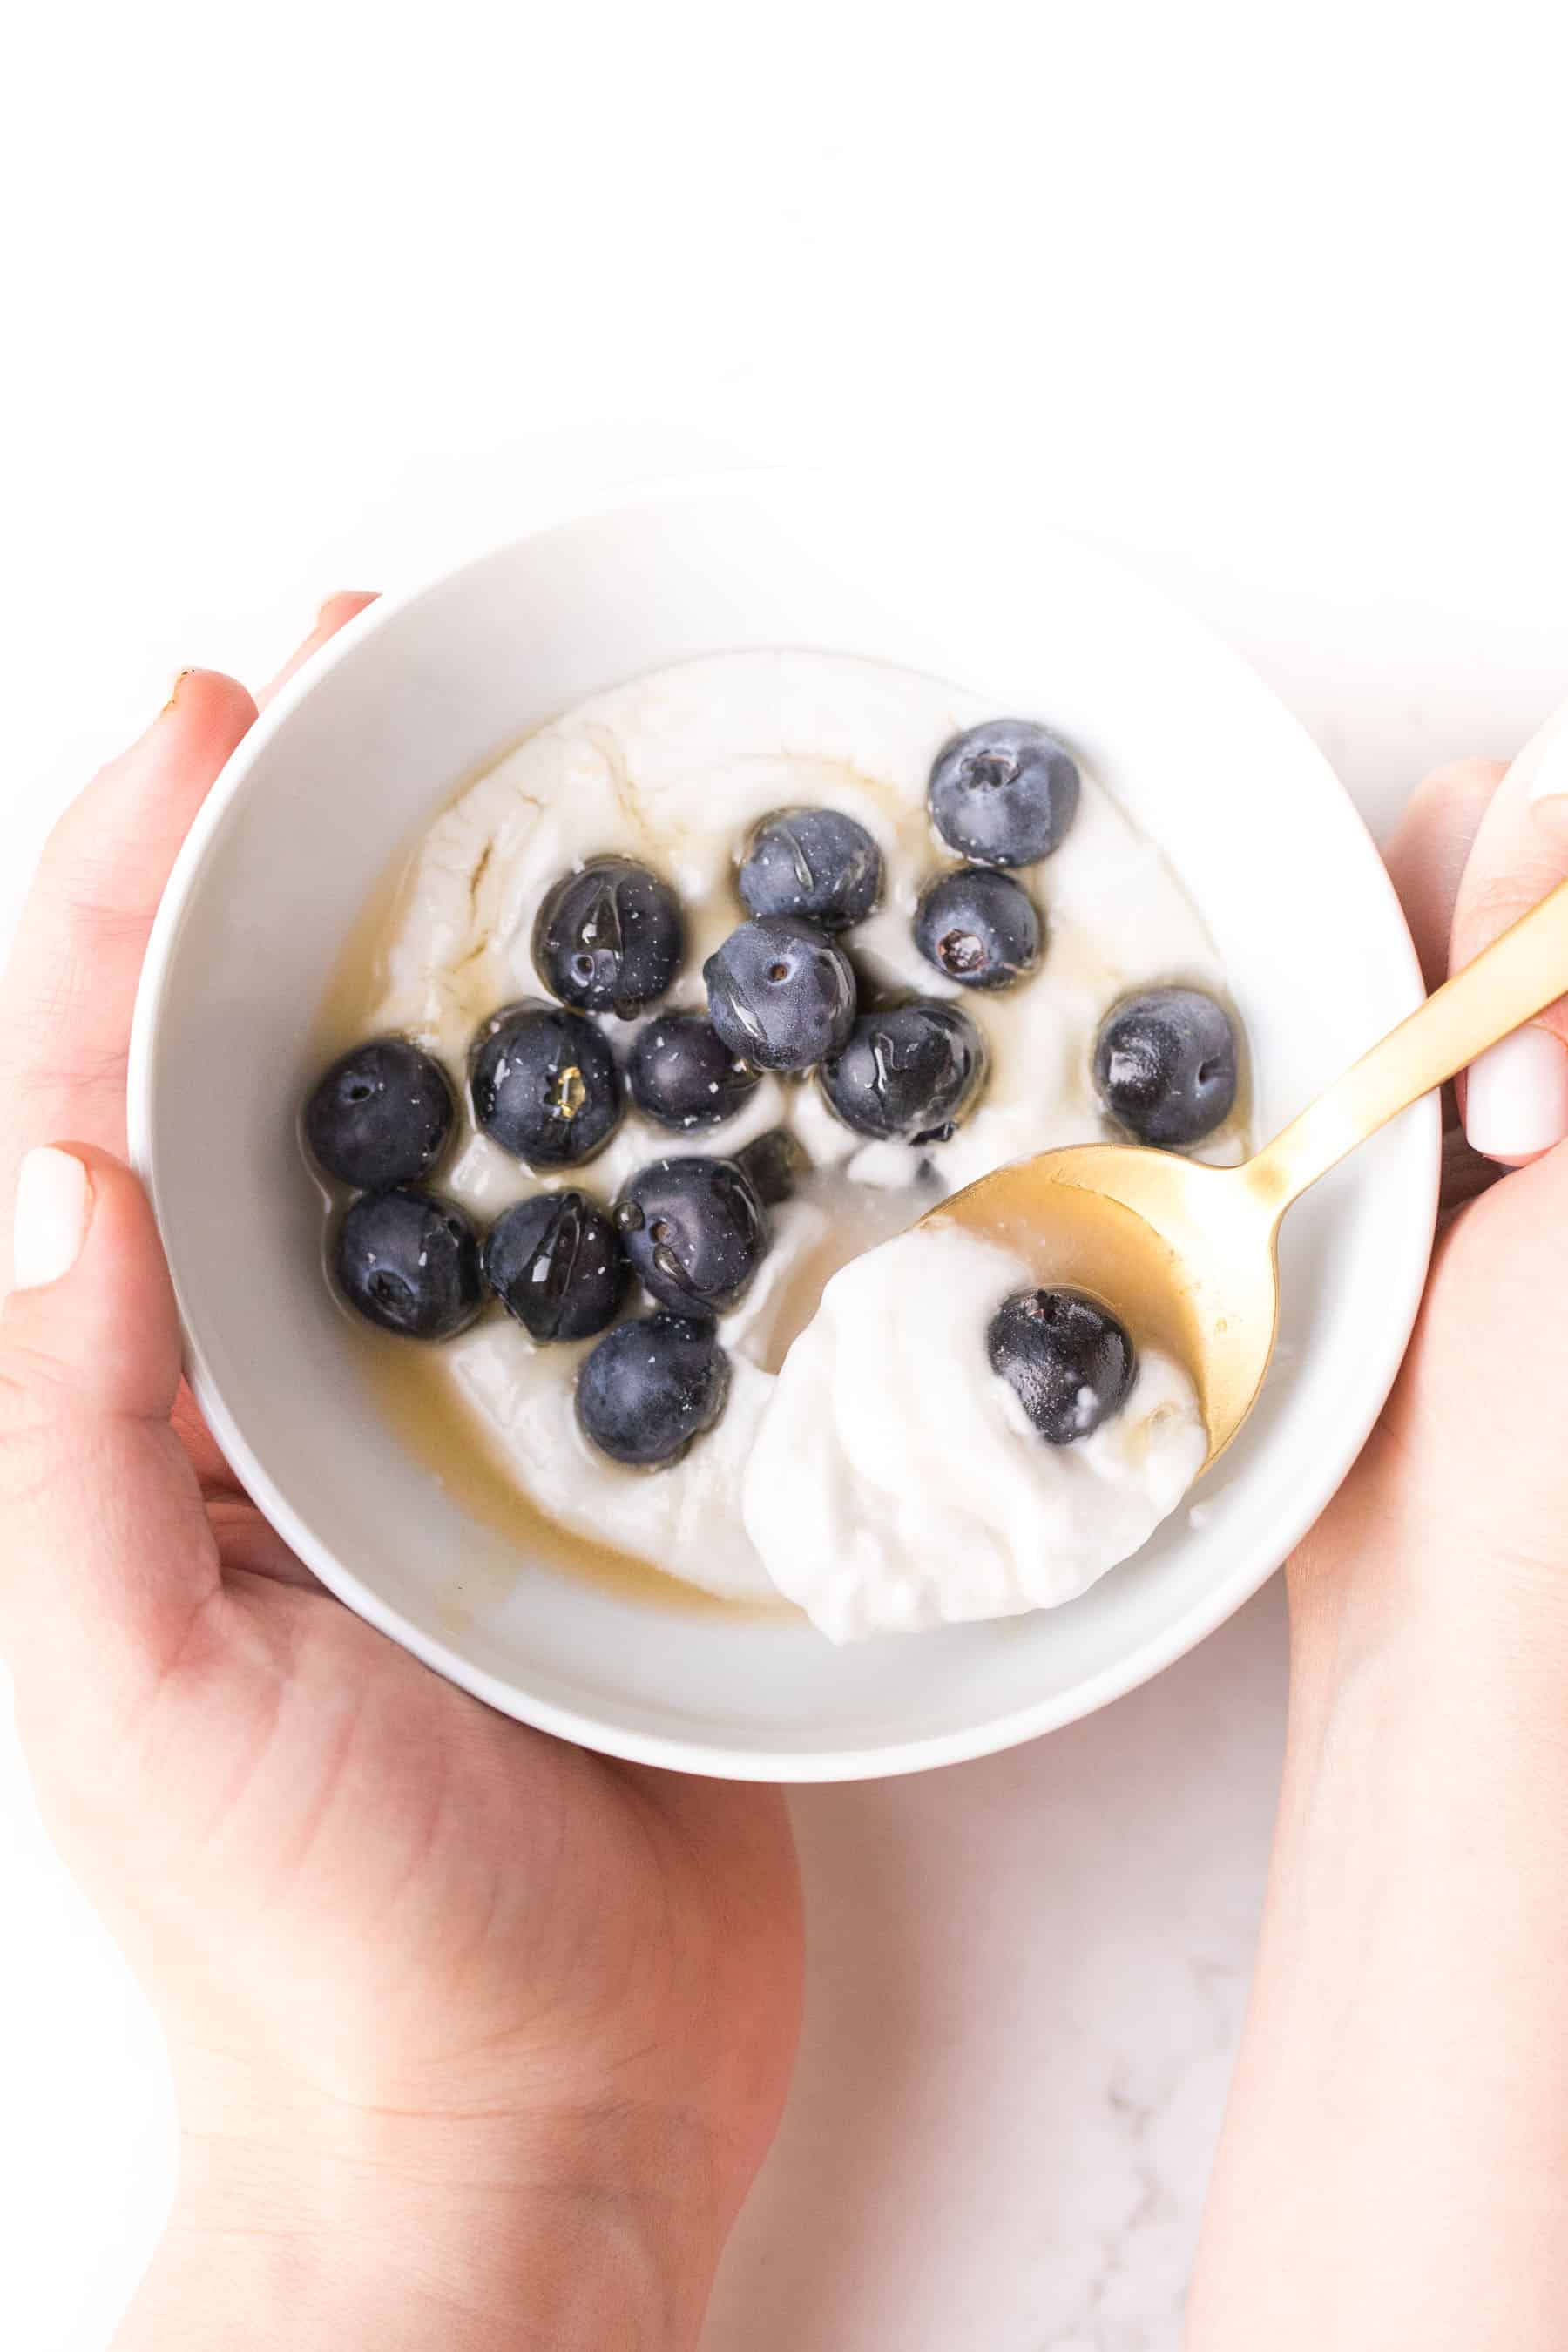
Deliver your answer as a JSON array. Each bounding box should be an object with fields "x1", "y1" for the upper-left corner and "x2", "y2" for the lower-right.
[
  {"x1": 10, "y1": 1148, "x2": 92, "y2": 1291},
  {"x1": 1465, "y1": 1027, "x2": 1568, "y2": 1160},
  {"x1": 163, "y1": 667, "x2": 196, "y2": 713},
  {"x1": 314, "y1": 591, "x2": 372, "y2": 625},
  {"x1": 1525, "y1": 707, "x2": 1568, "y2": 808}
]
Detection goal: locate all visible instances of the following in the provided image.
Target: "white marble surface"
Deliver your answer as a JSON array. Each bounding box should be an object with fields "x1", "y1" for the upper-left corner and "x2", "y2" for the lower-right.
[
  {"x1": 3, "y1": 526, "x2": 1565, "y2": 2352},
  {"x1": 0, "y1": 600, "x2": 1558, "y2": 2352},
  {"x1": 7, "y1": 13, "x2": 1568, "y2": 2347},
  {"x1": 3, "y1": 490, "x2": 1564, "y2": 2352},
  {"x1": 706, "y1": 1590, "x2": 1285, "y2": 2352}
]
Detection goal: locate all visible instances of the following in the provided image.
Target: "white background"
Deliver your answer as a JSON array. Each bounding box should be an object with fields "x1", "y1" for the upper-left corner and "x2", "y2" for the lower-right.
[{"x1": 3, "y1": 5, "x2": 1567, "y2": 2347}]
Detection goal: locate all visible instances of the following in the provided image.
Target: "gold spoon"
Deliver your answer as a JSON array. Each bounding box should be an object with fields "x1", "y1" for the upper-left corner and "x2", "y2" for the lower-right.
[{"x1": 932, "y1": 878, "x2": 1568, "y2": 1467}]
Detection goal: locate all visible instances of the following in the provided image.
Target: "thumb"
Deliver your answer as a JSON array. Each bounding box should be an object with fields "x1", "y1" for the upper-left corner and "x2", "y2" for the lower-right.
[
  {"x1": 1453, "y1": 702, "x2": 1568, "y2": 1166},
  {"x1": 0, "y1": 1145, "x2": 220, "y2": 1715}
]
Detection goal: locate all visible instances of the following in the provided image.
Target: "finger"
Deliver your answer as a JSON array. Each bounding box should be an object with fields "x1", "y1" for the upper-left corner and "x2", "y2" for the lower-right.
[
  {"x1": 1384, "y1": 759, "x2": 1508, "y2": 994},
  {"x1": 0, "y1": 1146, "x2": 222, "y2": 1716},
  {"x1": 208, "y1": 1497, "x2": 327, "y2": 1592},
  {"x1": 1451, "y1": 703, "x2": 1568, "y2": 1164},
  {"x1": 257, "y1": 589, "x2": 378, "y2": 708},
  {"x1": 0, "y1": 671, "x2": 257, "y2": 1215},
  {"x1": 0, "y1": 597, "x2": 377, "y2": 1275},
  {"x1": 168, "y1": 593, "x2": 371, "y2": 1504},
  {"x1": 1384, "y1": 760, "x2": 1510, "y2": 1219}
]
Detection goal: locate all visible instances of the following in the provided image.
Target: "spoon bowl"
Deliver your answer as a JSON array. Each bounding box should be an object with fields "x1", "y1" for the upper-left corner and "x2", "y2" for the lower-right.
[
  {"x1": 936, "y1": 1148, "x2": 1278, "y2": 1465},
  {"x1": 937, "y1": 868, "x2": 1568, "y2": 1466}
]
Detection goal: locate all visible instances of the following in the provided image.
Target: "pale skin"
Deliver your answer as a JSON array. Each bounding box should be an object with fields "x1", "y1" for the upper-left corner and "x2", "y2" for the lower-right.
[
  {"x1": 1186, "y1": 755, "x2": 1568, "y2": 2349},
  {"x1": 0, "y1": 605, "x2": 802, "y2": 2352},
  {"x1": 3, "y1": 608, "x2": 1567, "y2": 2349}
]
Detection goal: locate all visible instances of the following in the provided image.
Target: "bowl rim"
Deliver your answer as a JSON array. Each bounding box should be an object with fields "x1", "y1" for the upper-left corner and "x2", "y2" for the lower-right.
[{"x1": 128, "y1": 467, "x2": 1439, "y2": 1781}]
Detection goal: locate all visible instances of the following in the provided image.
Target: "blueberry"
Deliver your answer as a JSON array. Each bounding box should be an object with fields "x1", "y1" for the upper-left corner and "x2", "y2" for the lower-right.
[
  {"x1": 915, "y1": 868, "x2": 1042, "y2": 991},
  {"x1": 738, "y1": 807, "x2": 883, "y2": 930},
  {"x1": 533, "y1": 857, "x2": 685, "y2": 1017},
  {"x1": 482, "y1": 1190, "x2": 629, "y2": 1343},
  {"x1": 734, "y1": 1126, "x2": 807, "y2": 1208},
  {"x1": 987, "y1": 1288, "x2": 1136, "y2": 1445},
  {"x1": 1093, "y1": 986, "x2": 1239, "y2": 1147},
  {"x1": 303, "y1": 1037, "x2": 455, "y2": 1190},
  {"x1": 703, "y1": 916, "x2": 857, "y2": 1071},
  {"x1": 576, "y1": 1312, "x2": 731, "y2": 1468},
  {"x1": 333, "y1": 1188, "x2": 483, "y2": 1340},
  {"x1": 819, "y1": 999, "x2": 988, "y2": 1144},
  {"x1": 628, "y1": 1014, "x2": 760, "y2": 1132},
  {"x1": 929, "y1": 719, "x2": 1080, "y2": 868},
  {"x1": 470, "y1": 1001, "x2": 623, "y2": 1166},
  {"x1": 615, "y1": 1155, "x2": 770, "y2": 1317}
]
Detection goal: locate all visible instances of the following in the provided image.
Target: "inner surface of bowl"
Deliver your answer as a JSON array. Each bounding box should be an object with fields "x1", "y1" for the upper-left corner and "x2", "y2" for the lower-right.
[{"x1": 130, "y1": 476, "x2": 1436, "y2": 1779}]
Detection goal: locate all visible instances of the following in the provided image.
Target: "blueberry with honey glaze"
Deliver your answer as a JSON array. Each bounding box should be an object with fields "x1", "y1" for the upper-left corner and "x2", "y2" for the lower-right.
[
  {"x1": 575, "y1": 1312, "x2": 731, "y2": 1468},
  {"x1": 333, "y1": 1188, "x2": 483, "y2": 1340},
  {"x1": 738, "y1": 806, "x2": 883, "y2": 930},
  {"x1": 914, "y1": 867, "x2": 1042, "y2": 990},
  {"x1": 987, "y1": 1288, "x2": 1136, "y2": 1444},
  {"x1": 304, "y1": 1037, "x2": 455, "y2": 1190},
  {"x1": 615, "y1": 1154, "x2": 770, "y2": 1318},
  {"x1": 628, "y1": 1013, "x2": 760, "y2": 1132},
  {"x1": 533, "y1": 856, "x2": 685, "y2": 1018},
  {"x1": 482, "y1": 1190, "x2": 629, "y2": 1343},
  {"x1": 703, "y1": 915, "x2": 857, "y2": 1071},
  {"x1": 819, "y1": 998, "x2": 988, "y2": 1144},
  {"x1": 929, "y1": 719, "x2": 1080, "y2": 868},
  {"x1": 734, "y1": 1126, "x2": 807, "y2": 1208},
  {"x1": 1092, "y1": 986, "x2": 1239, "y2": 1147},
  {"x1": 469, "y1": 1001, "x2": 623, "y2": 1166}
]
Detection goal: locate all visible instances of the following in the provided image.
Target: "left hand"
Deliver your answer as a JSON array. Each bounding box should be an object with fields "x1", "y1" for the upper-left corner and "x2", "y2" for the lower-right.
[{"x1": 0, "y1": 603, "x2": 802, "y2": 2352}]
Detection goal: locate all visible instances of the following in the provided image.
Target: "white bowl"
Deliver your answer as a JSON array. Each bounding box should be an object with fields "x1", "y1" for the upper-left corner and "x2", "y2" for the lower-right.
[{"x1": 128, "y1": 472, "x2": 1436, "y2": 1781}]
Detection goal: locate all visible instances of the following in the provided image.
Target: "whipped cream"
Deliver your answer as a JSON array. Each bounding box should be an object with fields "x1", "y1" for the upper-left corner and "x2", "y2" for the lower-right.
[
  {"x1": 356, "y1": 651, "x2": 1236, "y2": 1622},
  {"x1": 742, "y1": 1222, "x2": 1208, "y2": 1641}
]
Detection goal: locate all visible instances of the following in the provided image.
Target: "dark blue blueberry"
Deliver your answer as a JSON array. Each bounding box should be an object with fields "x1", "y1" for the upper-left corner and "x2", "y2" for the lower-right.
[
  {"x1": 469, "y1": 1001, "x2": 623, "y2": 1167},
  {"x1": 929, "y1": 719, "x2": 1080, "y2": 868},
  {"x1": 333, "y1": 1188, "x2": 483, "y2": 1340},
  {"x1": 628, "y1": 1013, "x2": 760, "y2": 1132},
  {"x1": 914, "y1": 868, "x2": 1042, "y2": 991},
  {"x1": 734, "y1": 1126, "x2": 807, "y2": 1208},
  {"x1": 738, "y1": 807, "x2": 883, "y2": 931},
  {"x1": 533, "y1": 857, "x2": 685, "y2": 1018},
  {"x1": 575, "y1": 1312, "x2": 731, "y2": 1468},
  {"x1": 819, "y1": 999, "x2": 988, "y2": 1144},
  {"x1": 1093, "y1": 987, "x2": 1239, "y2": 1147},
  {"x1": 987, "y1": 1288, "x2": 1136, "y2": 1445},
  {"x1": 482, "y1": 1190, "x2": 629, "y2": 1343},
  {"x1": 304, "y1": 1037, "x2": 455, "y2": 1190},
  {"x1": 614, "y1": 1155, "x2": 770, "y2": 1318},
  {"x1": 703, "y1": 916, "x2": 856, "y2": 1072}
]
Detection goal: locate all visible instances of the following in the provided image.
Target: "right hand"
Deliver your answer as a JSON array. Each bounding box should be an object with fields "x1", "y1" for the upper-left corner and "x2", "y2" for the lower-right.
[
  {"x1": 1298, "y1": 727, "x2": 1568, "y2": 1610},
  {"x1": 1452, "y1": 704, "x2": 1568, "y2": 1163},
  {"x1": 1187, "y1": 743, "x2": 1568, "y2": 2352}
]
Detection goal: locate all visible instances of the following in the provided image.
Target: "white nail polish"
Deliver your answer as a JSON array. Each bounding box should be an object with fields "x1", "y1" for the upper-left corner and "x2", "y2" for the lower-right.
[
  {"x1": 10, "y1": 1148, "x2": 91, "y2": 1291},
  {"x1": 1524, "y1": 702, "x2": 1568, "y2": 806},
  {"x1": 1465, "y1": 1028, "x2": 1568, "y2": 1161}
]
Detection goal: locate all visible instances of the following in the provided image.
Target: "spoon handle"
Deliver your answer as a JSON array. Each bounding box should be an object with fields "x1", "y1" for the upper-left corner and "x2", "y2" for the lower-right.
[{"x1": 1247, "y1": 874, "x2": 1568, "y2": 1213}]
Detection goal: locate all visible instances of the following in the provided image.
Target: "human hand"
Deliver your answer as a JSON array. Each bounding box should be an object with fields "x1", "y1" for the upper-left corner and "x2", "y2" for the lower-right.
[
  {"x1": 1188, "y1": 740, "x2": 1568, "y2": 2350},
  {"x1": 1298, "y1": 738, "x2": 1568, "y2": 1631},
  {"x1": 0, "y1": 609, "x2": 802, "y2": 2352}
]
